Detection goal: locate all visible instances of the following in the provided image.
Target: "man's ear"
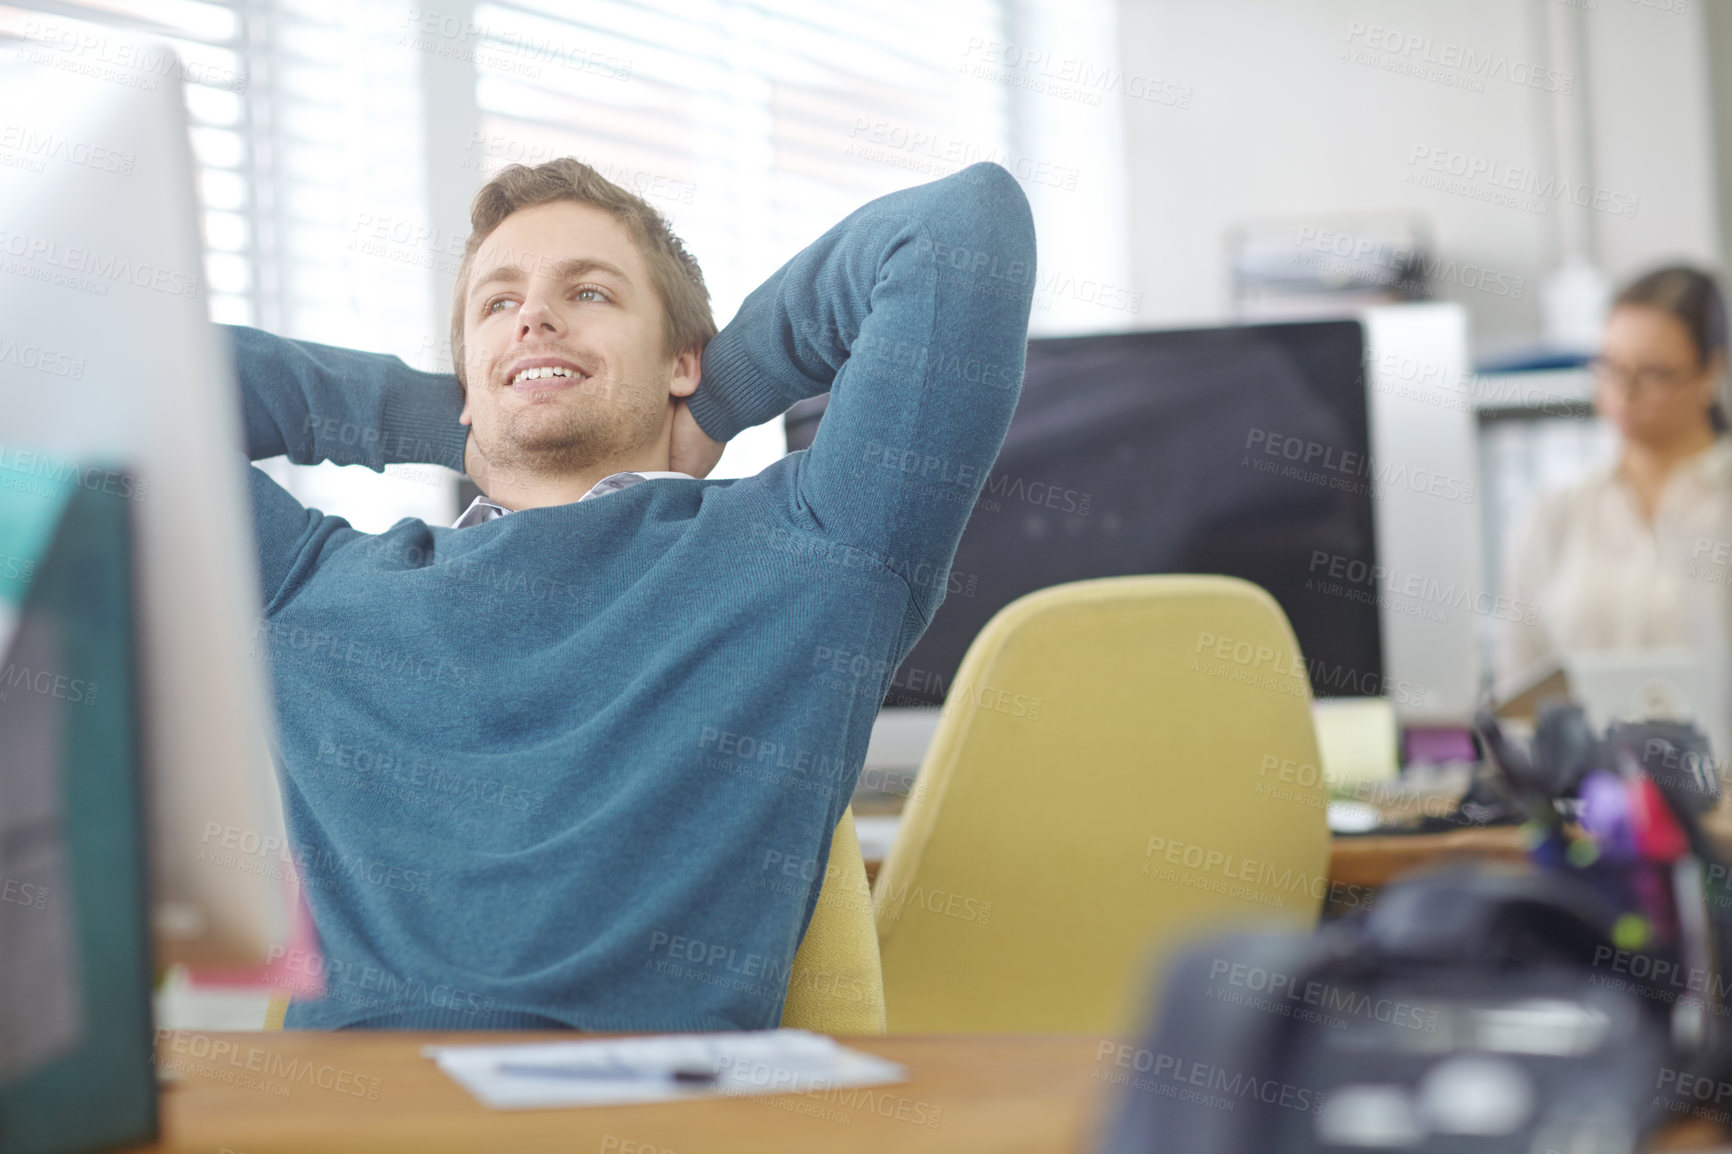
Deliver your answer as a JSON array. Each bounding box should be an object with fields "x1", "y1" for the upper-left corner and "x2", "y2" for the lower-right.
[
  {"x1": 458, "y1": 392, "x2": 473, "y2": 427},
  {"x1": 668, "y1": 348, "x2": 701, "y2": 399}
]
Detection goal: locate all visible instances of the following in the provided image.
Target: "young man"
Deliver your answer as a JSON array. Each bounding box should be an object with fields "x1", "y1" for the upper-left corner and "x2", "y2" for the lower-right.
[{"x1": 234, "y1": 159, "x2": 1035, "y2": 1029}]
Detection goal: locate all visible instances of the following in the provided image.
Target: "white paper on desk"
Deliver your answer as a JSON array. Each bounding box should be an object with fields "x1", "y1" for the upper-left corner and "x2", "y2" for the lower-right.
[{"x1": 423, "y1": 1029, "x2": 906, "y2": 1110}]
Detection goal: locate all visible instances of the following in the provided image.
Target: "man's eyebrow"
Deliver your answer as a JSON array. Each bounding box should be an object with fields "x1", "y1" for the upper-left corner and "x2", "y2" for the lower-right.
[
  {"x1": 548, "y1": 257, "x2": 631, "y2": 284},
  {"x1": 469, "y1": 256, "x2": 633, "y2": 298}
]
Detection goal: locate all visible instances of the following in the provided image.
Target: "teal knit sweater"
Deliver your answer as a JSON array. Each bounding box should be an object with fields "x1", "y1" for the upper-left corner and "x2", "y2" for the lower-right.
[{"x1": 235, "y1": 163, "x2": 1035, "y2": 1030}]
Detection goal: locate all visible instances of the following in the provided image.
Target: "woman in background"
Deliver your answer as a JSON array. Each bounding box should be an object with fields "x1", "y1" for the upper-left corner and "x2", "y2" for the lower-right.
[{"x1": 1497, "y1": 265, "x2": 1732, "y2": 695}]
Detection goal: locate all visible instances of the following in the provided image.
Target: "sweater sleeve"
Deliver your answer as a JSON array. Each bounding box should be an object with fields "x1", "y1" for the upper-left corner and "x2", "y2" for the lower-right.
[
  {"x1": 225, "y1": 324, "x2": 469, "y2": 608},
  {"x1": 224, "y1": 324, "x2": 469, "y2": 472},
  {"x1": 686, "y1": 163, "x2": 1036, "y2": 620}
]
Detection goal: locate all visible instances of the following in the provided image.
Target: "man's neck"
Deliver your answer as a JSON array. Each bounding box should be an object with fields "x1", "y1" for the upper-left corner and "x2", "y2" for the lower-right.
[{"x1": 469, "y1": 446, "x2": 677, "y2": 511}]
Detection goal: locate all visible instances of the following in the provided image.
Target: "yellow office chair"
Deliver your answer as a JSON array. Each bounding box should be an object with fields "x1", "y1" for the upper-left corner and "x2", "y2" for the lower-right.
[
  {"x1": 264, "y1": 809, "x2": 885, "y2": 1033},
  {"x1": 873, "y1": 575, "x2": 1331, "y2": 1033},
  {"x1": 779, "y1": 808, "x2": 886, "y2": 1033}
]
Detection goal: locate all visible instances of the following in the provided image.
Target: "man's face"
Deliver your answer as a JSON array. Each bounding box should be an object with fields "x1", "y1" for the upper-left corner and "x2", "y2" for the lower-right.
[{"x1": 459, "y1": 200, "x2": 697, "y2": 477}]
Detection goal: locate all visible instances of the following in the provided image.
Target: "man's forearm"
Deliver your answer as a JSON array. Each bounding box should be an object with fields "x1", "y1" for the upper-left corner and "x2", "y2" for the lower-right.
[
  {"x1": 227, "y1": 325, "x2": 468, "y2": 472},
  {"x1": 686, "y1": 163, "x2": 1036, "y2": 444},
  {"x1": 687, "y1": 164, "x2": 1034, "y2": 610}
]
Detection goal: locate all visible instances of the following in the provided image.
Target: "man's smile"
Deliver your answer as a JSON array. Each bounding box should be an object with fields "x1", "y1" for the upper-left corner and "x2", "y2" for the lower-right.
[{"x1": 504, "y1": 355, "x2": 592, "y2": 393}]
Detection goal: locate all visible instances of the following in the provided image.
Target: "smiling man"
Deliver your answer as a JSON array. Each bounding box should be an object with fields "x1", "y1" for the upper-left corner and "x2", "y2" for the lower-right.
[
  {"x1": 448, "y1": 162, "x2": 718, "y2": 515},
  {"x1": 231, "y1": 158, "x2": 1035, "y2": 1030}
]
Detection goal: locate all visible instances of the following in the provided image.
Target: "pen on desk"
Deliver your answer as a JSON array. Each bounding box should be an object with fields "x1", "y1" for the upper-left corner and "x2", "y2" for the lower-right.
[{"x1": 495, "y1": 1061, "x2": 719, "y2": 1084}]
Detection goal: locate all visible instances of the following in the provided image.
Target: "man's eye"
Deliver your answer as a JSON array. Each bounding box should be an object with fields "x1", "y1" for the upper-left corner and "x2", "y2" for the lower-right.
[
  {"x1": 574, "y1": 286, "x2": 608, "y2": 303},
  {"x1": 484, "y1": 298, "x2": 513, "y2": 315}
]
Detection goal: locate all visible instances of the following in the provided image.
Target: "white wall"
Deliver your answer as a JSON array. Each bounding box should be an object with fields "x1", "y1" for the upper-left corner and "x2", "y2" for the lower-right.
[
  {"x1": 1114, "y1": 0, "x2": 1719, "y2": 352},
  {"x1": 1582, "y1": 0, "x2": 1720, "y2": 278},
  {"x1": 1004, "y1": 0, "x2": 1136, "y2": 337}
]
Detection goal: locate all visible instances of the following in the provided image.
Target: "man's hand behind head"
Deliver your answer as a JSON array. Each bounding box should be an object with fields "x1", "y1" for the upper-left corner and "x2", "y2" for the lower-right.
[{"x1": 669, "y1": 399, "x2": 725, "y2": 479}]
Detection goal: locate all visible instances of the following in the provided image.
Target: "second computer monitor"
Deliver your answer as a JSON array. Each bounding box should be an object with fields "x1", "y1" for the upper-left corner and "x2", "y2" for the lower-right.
[{"x1": 786, "y1": 317, "x2": 1385, "y2": 709}]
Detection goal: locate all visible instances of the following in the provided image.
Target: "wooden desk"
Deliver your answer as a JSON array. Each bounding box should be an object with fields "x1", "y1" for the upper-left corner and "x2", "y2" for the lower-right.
[
  {"x1": 126, "y1": 1029, "x2": 1732, "y2": 1153},
  {"x1": 861, "y1": 825, "x2": 1532, "y2": 892},
  {"x1": 129, "y1": 1031, "x2": 1114, "y2": 1154},
  {"x1": 1326, "y1": 825, "x2": 1529, "y2": 888}
]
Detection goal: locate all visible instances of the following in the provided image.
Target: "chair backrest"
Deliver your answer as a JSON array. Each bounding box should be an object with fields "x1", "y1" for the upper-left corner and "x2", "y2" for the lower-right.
[
  {"x1": 265, "y1": 808, "x2": 886, "y2": 1033},
  {"x1": 873, "y1": 575, "x2": 1331, "y2": 1033},
  {"x1": 779, "y1": 807, "x2": 887, "y2": 1033}
]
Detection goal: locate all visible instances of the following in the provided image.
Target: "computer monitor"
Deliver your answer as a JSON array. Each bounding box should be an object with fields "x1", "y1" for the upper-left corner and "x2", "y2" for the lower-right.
[
  {"x1": 787, "y1": 318, "x2": 1382, "y2": 700},
  {"x1": 0, "y1": 42, "x2": 289, "y2": 969},
  {"x1": 1355, "y1": 302, "x2": 1482, "y2": 724},
  {"x1": 798, "y1": 306, "x2": 1486, "y2": 782}
]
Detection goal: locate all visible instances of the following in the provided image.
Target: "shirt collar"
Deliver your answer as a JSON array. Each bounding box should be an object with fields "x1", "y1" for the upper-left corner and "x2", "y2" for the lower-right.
[
  {"x1": 1681, "y1": 436, "x2": 1732, "y2": 482},
  {"x1": 1598, "y1": 435, "x2": 1732, "y2": 490},
  {"x1": 452, "y1": 470, "x2": 693, "y2": 529}
]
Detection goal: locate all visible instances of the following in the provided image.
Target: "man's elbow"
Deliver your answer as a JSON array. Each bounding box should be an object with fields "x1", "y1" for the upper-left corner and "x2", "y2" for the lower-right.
[{"x1": 928, "y1": 162, "x2": 1037, "y2": 276}]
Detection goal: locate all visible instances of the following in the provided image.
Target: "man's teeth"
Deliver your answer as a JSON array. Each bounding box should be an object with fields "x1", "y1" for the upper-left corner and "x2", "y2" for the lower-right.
[{"x1": 511, "y1": 366, "x2": 581, "y2": 385}]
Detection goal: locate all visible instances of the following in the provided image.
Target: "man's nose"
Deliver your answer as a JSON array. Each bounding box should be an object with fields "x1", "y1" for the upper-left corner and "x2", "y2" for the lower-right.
[{"x1": 516, "y1": 292, "x2": 564, "y2": 338}]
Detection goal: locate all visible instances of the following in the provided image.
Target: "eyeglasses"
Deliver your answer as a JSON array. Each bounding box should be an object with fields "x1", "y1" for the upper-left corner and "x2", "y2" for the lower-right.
[{"x1": 1589, "y1": 357, "x2": 1694, "y2": 397}]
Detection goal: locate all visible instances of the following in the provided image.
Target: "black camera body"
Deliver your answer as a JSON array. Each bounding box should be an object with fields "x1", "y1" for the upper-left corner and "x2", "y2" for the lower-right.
[
  {"x1": 1096, "y1": 869, "x2": 1670, "y2": 1154},
  {"x1": 1096, "y1": 711, "x2": 1730, "y2": 1154}
]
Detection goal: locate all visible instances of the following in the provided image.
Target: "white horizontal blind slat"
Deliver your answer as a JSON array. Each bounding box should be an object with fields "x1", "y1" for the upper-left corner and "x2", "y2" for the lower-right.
[
  {"x1": 2, "y1": 0, "x2": 254, "y2": 324},
  {"x1": 462, "y1": 0, "x2": 1010, "y2": 478},
  {"x1": 4, "y1": 0, "x2": 458, "y2": 531}
]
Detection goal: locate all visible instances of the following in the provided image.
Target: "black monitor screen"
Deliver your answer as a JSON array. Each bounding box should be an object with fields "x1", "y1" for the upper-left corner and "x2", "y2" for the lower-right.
[{"x1": 782, "y1": 319, "x2": 1379, "y2": 705}]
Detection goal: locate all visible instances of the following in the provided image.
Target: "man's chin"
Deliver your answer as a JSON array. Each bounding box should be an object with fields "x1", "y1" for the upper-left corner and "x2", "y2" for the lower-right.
[{"x1": 477, "y1": 420, "x2": 609, "y2": 473}]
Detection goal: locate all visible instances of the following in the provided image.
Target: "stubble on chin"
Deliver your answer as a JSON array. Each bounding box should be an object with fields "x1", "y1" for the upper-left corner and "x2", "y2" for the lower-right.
[{"x1": 474, "y1": 386, "x2": 666, "y2": 478}]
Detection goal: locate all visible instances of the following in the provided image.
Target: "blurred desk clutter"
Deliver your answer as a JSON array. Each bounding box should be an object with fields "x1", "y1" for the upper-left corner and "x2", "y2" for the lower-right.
[{"x1": 1093, "y1": 703, "x2": 1732, "y2": 1153}]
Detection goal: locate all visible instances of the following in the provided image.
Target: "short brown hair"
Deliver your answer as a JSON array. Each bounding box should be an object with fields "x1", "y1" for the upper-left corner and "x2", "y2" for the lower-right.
[{"x1": 450, "y1": 158, "x2": 716, "y2": 390}]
